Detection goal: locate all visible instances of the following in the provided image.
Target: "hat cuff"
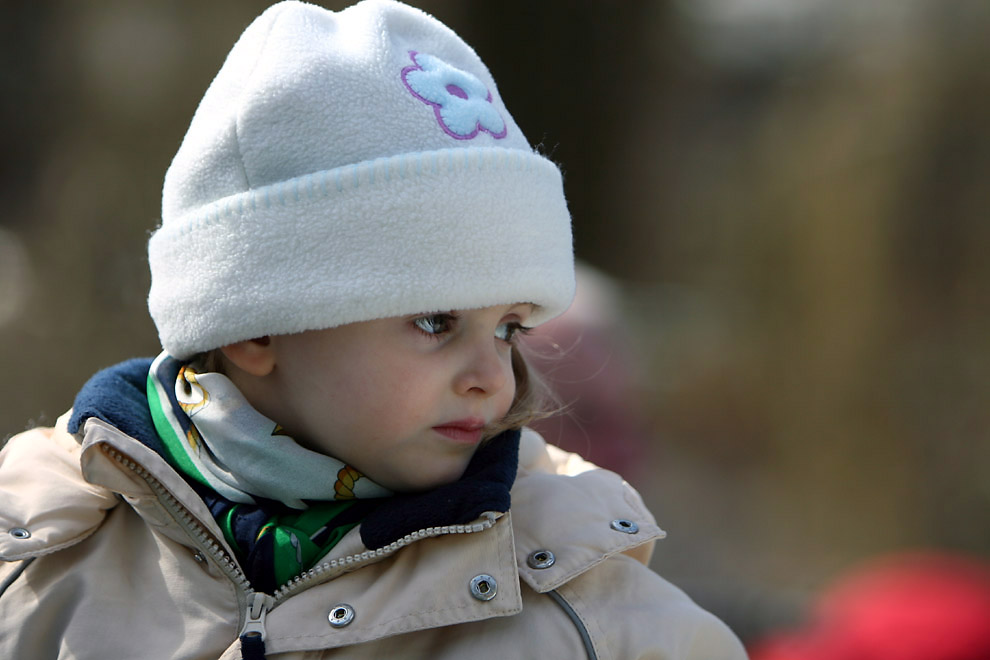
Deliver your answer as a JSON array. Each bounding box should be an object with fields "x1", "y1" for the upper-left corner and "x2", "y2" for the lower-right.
[{"x1": 149, "y1": 147, "x2": 575, "y2": 359}]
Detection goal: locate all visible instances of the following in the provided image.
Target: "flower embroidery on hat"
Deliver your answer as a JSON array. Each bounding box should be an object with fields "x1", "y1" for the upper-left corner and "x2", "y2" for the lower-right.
[{"x1": 401, "y1": 51, "x2": 507, "y2": 140}]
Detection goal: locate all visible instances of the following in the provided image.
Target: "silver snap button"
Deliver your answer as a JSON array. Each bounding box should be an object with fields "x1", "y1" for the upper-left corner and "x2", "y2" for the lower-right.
[
  {"x1": 193, "y1": 551, "x2": 207, "y2": 564},
  {"x1": 9, "y1": 528, "x2": 31, "y2": 540},
  {"x1": 610, "y1": 519, "x2": 639, "y2": 534},
  {"x1": 469, "y1": 574, "x2": 497, "y2": 601},
  {"x1": 328, "y1": 603, "x2": 355, "y2": 628},
  {"x1": 527, "y1": 549, "x2": 556, "y2": 569}
]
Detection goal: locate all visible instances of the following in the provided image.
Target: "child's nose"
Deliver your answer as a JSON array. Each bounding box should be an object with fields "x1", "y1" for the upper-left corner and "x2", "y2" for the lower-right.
[{"x1": 454, "y1": 340, "x2": 509, "y2": 397}]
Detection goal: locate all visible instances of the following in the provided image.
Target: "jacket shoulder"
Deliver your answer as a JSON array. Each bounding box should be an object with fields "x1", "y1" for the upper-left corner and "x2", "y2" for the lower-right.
[
  {"x1": 511, "y1": 430, "x2": 747, "y2": 659},
  {"x1": 0, "y1": 414, "x2": 118, "y2": 561},
  {"x1": 557, "y1": 552, "x2": 748, "y2": 659},
  {"x1": 512, "y1": 429, "x2": 663, "y2": 590},
  {"x1": 518, "y1": 427, "x2": 600, "y2": 476}
]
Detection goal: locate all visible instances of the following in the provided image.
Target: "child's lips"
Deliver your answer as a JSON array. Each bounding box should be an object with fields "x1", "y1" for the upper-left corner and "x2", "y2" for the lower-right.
[{"x1": 432, "y1": 418, "x2": 485, "y2": 444}]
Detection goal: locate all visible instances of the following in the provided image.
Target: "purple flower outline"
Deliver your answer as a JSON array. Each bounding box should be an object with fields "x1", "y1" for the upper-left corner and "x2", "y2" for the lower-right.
[{"x1": 401, "y1": 51, "x2": 507, "y2": 140}]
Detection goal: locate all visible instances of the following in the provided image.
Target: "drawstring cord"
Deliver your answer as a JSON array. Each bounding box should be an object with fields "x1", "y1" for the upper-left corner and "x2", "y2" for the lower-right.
[{"x1": 240, "y1": 634, "x2": 266, "y2": 660}]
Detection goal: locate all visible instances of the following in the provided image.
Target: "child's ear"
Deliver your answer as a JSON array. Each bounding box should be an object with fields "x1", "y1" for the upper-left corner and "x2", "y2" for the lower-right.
[{"x1": 219, "y1": 337, "x2": 275, "y2": 376}]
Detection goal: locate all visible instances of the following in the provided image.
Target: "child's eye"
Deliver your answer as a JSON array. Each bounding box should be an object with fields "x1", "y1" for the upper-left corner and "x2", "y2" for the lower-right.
[
  {"x1": 413, "y1": 313, "x2": 457, "y2": 338},
  {"x1": 495, "y1": 321, "x2": 531, "y2": 343}
]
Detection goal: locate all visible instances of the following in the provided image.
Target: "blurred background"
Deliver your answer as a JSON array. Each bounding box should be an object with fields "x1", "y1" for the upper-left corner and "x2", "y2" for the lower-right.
[{"x1": 2, "y1": 0, "x2": 988, "y2": 649}]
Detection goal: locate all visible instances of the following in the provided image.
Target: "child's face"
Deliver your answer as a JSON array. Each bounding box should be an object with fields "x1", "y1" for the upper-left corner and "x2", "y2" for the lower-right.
[{"x1": 254, "y1": 303, "x2": 532, "y2": 492}]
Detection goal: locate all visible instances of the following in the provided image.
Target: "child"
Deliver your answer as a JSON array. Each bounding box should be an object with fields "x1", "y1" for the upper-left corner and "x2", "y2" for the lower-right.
[{"x1": 0, "y1": 1, "x2": 747, "y2": 658}]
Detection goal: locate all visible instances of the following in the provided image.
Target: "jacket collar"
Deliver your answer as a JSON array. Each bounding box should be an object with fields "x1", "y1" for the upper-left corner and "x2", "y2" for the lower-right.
[
  {"x1": 235, "y1": 432, "x2": 666, "y2": 655},
  {"x1": 511, "y1": 431, "x2": 665, "y2": 593}
]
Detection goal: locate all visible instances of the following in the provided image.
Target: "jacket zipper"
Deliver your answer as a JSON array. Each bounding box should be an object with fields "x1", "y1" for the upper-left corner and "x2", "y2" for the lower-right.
[
  {"x1": 241, "y1": 592, "x2": 276, "y2": 639},
  {"x1": 103, "y1": 445, "x2": 498, "y2": 641},
  {"x1": 271, "y1": 511, "x2": 497, "y2": 602}
]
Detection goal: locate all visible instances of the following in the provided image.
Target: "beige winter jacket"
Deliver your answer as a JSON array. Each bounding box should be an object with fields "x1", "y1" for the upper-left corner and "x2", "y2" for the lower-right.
[{"x1": 0, "y1": 414, "x2": 746, "y2": 659}]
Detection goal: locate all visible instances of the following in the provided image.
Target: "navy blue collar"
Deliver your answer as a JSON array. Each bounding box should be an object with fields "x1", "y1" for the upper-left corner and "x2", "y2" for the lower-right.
[{"x1": 68, "y1": 357, "x2": 158, "y2": 449}]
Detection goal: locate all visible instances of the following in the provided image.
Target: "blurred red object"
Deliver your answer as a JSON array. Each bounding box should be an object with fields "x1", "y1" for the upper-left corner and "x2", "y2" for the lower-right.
[{"x1": 749, "y1": 552, "x2": 990, "y2": 660}]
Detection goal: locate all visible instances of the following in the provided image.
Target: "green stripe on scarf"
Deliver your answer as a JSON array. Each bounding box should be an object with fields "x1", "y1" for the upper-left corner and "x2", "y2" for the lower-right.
[{"x1": 146, "y1": 369, "x2": 213, "y2": 489}]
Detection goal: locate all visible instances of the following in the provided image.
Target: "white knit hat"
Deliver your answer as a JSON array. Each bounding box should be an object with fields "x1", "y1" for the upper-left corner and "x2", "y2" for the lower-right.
[{"x1": 148, "y1": 0, "x2": 574, "y2": 359}]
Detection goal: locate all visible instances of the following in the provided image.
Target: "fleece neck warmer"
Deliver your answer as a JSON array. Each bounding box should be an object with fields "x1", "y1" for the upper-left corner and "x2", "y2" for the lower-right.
[{"x1": 148, "y1": 0, "x2": 574, "y2": 359}]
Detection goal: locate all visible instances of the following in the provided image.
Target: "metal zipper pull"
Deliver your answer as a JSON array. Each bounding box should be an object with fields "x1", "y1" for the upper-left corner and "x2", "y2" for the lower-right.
[{"x1": 239, "y1": 592, "x2": 275, "y2": 640}]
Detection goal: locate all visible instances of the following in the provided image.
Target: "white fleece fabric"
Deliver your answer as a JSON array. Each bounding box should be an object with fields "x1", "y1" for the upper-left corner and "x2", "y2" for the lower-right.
[{"x1": 149, "y1": 0, "x2": 574, "y2": 358}]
